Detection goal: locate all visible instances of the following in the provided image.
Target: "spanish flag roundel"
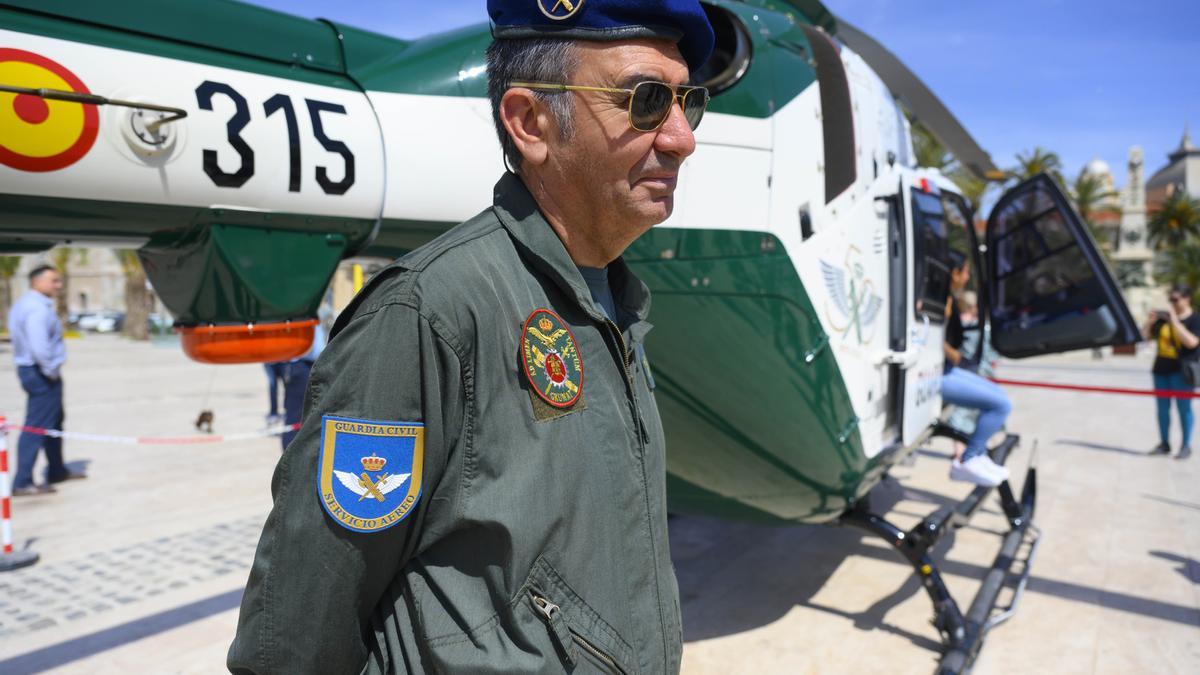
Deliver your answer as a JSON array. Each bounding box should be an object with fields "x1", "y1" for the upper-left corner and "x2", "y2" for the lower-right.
[{"x1": 0, "y1": 48, "x2": 99, "y2": 172}]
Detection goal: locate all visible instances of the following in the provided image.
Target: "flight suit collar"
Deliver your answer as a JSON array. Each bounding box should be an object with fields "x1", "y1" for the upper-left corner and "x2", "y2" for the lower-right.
[{"x1": 492, "y1": 173, "x2": 652, "y2": 331}]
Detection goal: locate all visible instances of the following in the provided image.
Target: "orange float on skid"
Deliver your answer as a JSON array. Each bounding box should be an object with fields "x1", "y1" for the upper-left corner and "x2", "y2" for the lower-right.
[{"x1": 177, "y1": 319, "x2": 318, "y2": 365}]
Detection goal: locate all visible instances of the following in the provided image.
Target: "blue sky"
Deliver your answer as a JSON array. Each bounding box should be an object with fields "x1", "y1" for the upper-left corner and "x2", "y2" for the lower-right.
[{"x1": 244, "y1": 0, "x2": 1198, "y2": 190}]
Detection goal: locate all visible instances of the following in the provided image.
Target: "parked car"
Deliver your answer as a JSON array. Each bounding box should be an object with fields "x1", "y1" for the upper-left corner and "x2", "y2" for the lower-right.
[{"x1": 77, "y1": 311, "x2": 124, "y2": 333}]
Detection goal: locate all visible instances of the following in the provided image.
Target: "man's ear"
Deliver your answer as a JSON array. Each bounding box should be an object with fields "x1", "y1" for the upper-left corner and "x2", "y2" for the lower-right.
[{"x1": 500, "y1": 88, "x2": 551, "y2": 168}]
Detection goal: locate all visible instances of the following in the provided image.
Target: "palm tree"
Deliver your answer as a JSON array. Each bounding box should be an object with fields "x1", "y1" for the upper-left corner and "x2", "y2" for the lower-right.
[
  {"x1": 909, "y1": 118, "x2": 998, "y2": 214},
  {"x1": 115, "y1": 250, "x2": 152, "y2": 340},
  {"x1": 910, "y1": 119, "x2": 952, "y2": 170},
  {"x1": 1008, "y1": 147, "x2": 1064, "y2": 186},
  {"x1": 1147, "y1": 190, "x2": 1200, "y2": 250},
  {"x1": 1070, "y1": 170, "x2": 1119, "y2": 250},
  {"x1": 1070, "y1": 171, "x2": 1118, "y2": 225},
  {"x1": 948, "y1": 167, "x2": 990, "y2": 216},
  {"x1": 1161, "y1": 239, "x2": 1200, "y2": 292}
]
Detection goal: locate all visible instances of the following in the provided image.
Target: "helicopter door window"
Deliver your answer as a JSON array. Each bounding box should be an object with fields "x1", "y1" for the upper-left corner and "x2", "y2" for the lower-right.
[
  {"x1": 941, "y1": 192, "x2": 984, "y2": 360},
  {"x1": 910, "y1": 187, "x2": 951, "y2": 323},
  {"x1": 941, "y1": 194, "x2": 977, "y2": 292},
  {"x1": 987, "y1": 174, "x2": 1139, "y2": 357}
]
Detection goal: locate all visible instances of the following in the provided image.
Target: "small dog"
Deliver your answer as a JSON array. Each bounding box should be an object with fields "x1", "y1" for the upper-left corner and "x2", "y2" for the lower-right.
[{"x1": 194, "y1": 409, "x2": 214, "y2": 434}]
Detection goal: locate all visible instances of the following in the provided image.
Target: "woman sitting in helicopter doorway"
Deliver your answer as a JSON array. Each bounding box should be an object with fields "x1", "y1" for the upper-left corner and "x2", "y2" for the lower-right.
[
  {"x1": 1142, "y1": 285, "x2": 1200, "y2": 460},
  {"x1": 941, "y1": 251, "x2": 1013, "y2": 486},
  {"x1": 945, "y1": 290, "x2": 1002, "y2": 454}
]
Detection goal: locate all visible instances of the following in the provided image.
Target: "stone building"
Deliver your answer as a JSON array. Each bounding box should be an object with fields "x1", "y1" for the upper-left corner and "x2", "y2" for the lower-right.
[
  {"x1": 1095, "y1": 126, "x2": 1200, "y2": 319},
  {"x1": 9, "y1": 250, "x2": 128, "y2": 316},
  {"x1": 1146, "y1": 126, "x2": 1200, "y2": 208}
]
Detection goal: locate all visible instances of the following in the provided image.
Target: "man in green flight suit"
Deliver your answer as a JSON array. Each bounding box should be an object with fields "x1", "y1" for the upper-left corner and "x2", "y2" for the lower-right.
[{"x1": 228, "y1": 1, "x2": 714, "y2": 672}]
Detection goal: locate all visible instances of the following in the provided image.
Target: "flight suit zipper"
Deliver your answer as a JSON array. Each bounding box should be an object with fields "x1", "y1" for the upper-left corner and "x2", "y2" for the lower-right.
[
  {"x1": 604, "y1": 318, "x2": 671, "y2": 668},
  {"x1": 605, "y1": 319, "x2": 634, "y2": 379},
  {"x1": 531, "y1": 592, "x2": 628, "y2": 675}
]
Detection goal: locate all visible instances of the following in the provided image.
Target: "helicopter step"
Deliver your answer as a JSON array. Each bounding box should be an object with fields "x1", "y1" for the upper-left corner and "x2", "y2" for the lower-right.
[{"x1": 840, "y1": 432, "x2": 1039, "y2": 674}]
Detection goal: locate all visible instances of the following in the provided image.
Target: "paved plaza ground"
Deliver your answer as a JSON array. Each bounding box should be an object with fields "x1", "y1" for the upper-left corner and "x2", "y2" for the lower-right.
[{"x1": 0, "y1": 335, "x2": 1196, "y2": 673}]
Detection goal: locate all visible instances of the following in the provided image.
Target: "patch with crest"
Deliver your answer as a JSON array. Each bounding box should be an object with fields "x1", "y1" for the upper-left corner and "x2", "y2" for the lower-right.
[
  {"x1": 520, "y1": 309, "x2": 584, "y2": 408},
  {"x1": 317, "y1": 415, "x2": 424, "y2": 533}
]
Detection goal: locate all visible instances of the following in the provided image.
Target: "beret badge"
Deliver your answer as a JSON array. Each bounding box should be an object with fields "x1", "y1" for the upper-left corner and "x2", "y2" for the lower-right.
[{"x1": 538, "y1": 0, "x2": 584, "y2": 21}]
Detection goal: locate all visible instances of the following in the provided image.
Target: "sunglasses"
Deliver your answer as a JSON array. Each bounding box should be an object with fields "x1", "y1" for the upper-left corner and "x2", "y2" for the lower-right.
[{"x1": 509, "y1": 80, "x2": 710, "y2": 132}]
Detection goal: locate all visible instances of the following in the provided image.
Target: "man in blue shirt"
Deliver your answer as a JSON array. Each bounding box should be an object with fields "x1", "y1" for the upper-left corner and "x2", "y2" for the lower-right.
[{"x1": 7, "y1": 264, "x2": 84, "y2": 495}]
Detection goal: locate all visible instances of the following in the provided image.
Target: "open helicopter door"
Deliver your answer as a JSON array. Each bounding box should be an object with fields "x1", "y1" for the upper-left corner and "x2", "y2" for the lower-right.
[
  {"x1": 980, "y1": 173, "x2": 1140, "y2": 357},
  {"x1": 883, "y1": 175, "x2": 953, "y2": 448}
]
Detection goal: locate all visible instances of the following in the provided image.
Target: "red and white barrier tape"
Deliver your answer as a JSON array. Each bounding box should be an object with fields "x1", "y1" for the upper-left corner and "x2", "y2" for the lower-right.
[
  {"x1": 1, "y1": 416, "x2": 13, "y2": 555},
  {"x1": 0, "y1": 423, "x2": 300, "y2": 445},
  {"x1": 992, "y1": 377, "x2": 1200, "y2": 399}
]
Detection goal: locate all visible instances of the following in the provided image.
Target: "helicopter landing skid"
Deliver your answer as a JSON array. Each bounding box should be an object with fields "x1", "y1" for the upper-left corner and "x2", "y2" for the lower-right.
[{"x1": 840, "y1": 432, "x2": 1038, "y2": 674}]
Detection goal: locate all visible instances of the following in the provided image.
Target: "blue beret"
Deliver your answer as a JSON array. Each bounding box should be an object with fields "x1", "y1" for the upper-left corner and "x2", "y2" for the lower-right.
[{"x1": 489, "y1": 0, "x2": 715, "y2": 72}]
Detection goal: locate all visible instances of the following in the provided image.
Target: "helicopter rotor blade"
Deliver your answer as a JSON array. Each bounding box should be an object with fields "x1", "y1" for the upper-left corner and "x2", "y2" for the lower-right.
[{"x1": 835, "y1": 18, "x2": 1002, "y2": 181}]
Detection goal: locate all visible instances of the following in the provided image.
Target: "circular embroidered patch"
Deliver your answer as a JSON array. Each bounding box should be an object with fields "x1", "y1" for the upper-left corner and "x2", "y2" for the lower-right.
[{"x1": 520, "y1": 308, "x2": 584, "y2": 408}]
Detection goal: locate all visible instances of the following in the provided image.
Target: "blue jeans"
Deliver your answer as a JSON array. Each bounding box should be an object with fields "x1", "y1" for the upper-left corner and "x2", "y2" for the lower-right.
[
  {"x1": 942, "y1": 366, "x2": 1012, "y2": 461},
  {"x1": 281, "y1": 360, "x2": 313, "y2": 450},
  {"x1": 15, "y1": 366, "x2": 67, "y2": 489},
  {"x1": 1153, "y1": 372, "x2": 1194, "y2": 447},
  {"x1": 264, "y1": 362, "x2": 286, "y2": 417},
  {"x1": 946, "y1": 405, "x2": 980, "y2": 436}
]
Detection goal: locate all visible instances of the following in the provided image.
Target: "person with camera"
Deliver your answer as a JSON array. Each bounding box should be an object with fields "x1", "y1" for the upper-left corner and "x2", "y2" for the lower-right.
[{"x1": 1143, "y1": 285, "x2": 1200, "y2": 459}]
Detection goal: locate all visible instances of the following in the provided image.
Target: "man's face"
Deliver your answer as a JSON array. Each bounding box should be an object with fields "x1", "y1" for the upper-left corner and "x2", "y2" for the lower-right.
[
  {"x1": 32, "y1": 270, "x2": 62, "y2": 297},
  {"x1": 547, "y1": 39, "x2": 696, "y2": 248}
]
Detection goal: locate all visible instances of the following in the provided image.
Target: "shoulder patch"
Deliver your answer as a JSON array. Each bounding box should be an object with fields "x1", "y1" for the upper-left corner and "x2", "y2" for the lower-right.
[
  {"x1": 317, "y1": 415, "x2": 424, "y2": 533},
  {"x1": 520, "y1": 308, "x2": 584, "y2": 409}
]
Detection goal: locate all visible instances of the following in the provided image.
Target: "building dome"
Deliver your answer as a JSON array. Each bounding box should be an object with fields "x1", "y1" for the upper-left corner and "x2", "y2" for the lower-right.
[
  {"x1": 1084, "y1": 156, "x2": 1113, "y2": 178},
  {"x1": 1147, "y1": 125, "x2": 1200, "y2": 207},
  {"x1": 1080, "y1": 156, "x2": 1119, "y2": 208}
]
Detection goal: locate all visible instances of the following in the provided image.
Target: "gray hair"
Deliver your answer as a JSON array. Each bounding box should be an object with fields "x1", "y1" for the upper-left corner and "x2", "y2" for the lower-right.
[{"x1": 486, "y1": 38, "x2": 580, "y2": 171}]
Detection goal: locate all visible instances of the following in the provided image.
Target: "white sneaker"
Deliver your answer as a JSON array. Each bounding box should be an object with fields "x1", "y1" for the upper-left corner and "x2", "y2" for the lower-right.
[
  {"x1": 954, "y1": 454, "x2": 1010, "y2": 483},
  {"x1": 950, "y1": 456, "x2": 1002, "y2": 487},
  {"x1": 978, "y1": 456, "x2": 1010, "y2": 483}
]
